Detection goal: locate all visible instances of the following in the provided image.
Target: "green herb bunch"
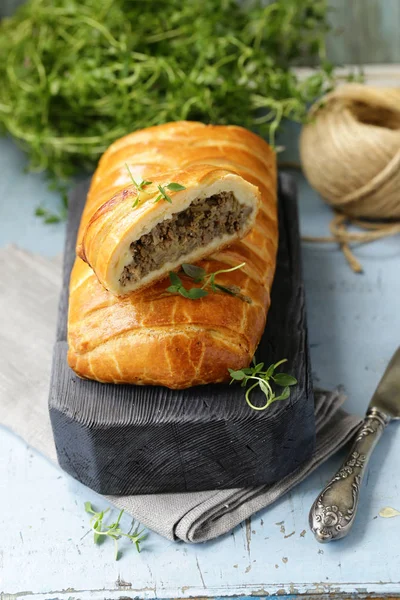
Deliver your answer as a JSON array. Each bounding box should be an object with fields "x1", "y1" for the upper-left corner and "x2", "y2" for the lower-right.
[
  {"x1": 167, "y1": 262, "x2": 245, "y2": 300},
  {"x1": 0, "y1": 0, "x2": 333, "y2": 179},
  {"x1": 229, "y1": 358, "x2": 297, "y2": 410},
  {"x1": 84, "y1": 502, "x2": 146, "y2": 560}
]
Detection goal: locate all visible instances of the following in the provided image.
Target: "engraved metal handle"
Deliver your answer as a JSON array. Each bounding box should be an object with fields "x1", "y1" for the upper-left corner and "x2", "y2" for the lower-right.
[{"x1": 309, "y1": 408, "x2": 390, "y2": 543}]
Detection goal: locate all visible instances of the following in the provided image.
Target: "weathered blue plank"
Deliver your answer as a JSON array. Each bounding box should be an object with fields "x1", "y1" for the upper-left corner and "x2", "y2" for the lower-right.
[{"x1": 0, "y1": 137, "x2": 65, "y2": 256}]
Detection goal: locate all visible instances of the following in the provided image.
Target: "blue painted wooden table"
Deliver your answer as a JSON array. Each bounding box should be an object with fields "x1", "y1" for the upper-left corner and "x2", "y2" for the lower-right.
[{"x1": 0, "y1": 134, "x2": 400, "y2": 599}]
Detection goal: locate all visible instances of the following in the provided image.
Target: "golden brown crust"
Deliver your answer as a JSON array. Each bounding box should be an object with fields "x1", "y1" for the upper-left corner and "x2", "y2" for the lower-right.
[
  {"x1": 78, "y1": 164, "x2": 260, "y2": 295},
  {"x1": 68, "y1": 121, "x2": 277, "y2": 388}
]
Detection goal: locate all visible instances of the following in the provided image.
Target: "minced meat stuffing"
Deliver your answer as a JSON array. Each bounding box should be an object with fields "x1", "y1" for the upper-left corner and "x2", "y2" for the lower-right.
[{"x1": 119, "y1": 192, "x2": 251, "y2": 286}]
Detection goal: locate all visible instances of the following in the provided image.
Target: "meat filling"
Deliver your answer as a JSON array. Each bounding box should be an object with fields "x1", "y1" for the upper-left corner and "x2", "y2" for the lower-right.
[{"x1": 119, "y1": 191, "x2": 252, "y2": 286}]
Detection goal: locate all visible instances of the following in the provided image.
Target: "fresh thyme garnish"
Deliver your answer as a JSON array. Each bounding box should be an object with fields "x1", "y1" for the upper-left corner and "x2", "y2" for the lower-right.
[
  {"x1": 35, "y1": 205, "x2": 66, "y2": 224},
  {"x1": 125, "y1": 163, "x2": 153, "y2": 208},
  {"x1": 125, "y1": 165, "x2": 186, "y2": 207},
  {"x1": 167, "y1": 262, "x2": 245, "y2": 300},
  {"x1": 35, "y1": 183, "x2": 68, "y2": 223},
  {"x1": 154, "y1": 182, "x2": 186, "y2": 203},
  {"x1": 229, "y1": 358, "x2": 297, "y2": 410},
  {"x1": 167, "y1": 272, "x2": 208, "y2": 299},
  {"x1": 84, "y1": 502, "x2": 146, "y2": 561}
]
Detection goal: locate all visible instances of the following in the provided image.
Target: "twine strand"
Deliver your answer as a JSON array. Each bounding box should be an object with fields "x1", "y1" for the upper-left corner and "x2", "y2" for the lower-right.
[{"x1": 302, "y1": 213, "x2": 400, "y2": 273}]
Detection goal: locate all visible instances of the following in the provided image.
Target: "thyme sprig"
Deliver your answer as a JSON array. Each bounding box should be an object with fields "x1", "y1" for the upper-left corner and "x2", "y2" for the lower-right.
[
  {"x1": 167, "y1": 262, "x2": 245, "y2": 300},
  {"x1": 125, "y1": 164, "x2": 186, "y2": 207},
  {"x1": 35, "y1": 204, "x2": 67, "y2": 224},
  {"x1": 35, "y1": 181, "x2": 68, "y2": 223},
  {"x1": 167, "y1": 271, "x2": 208, "y2": 300},
  {"x1": 84, "y1": 502, "x2": 146, "y2": 561},
  {"x1": 154, "y1": 182, "x2": 186, "y2": 203},
  {"x1": 229, "y1": 358, "x2": 297, "y2": 410},
  {"x1": 125, "y1": 163, "x2": 153, "y2": 208}
]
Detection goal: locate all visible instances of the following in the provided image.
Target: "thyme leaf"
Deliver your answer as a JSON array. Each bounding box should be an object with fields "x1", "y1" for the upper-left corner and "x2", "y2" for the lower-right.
[
  {"x1": 35, "y1": 180, "x2": 68, "y2": 223},
  {"x1": 167, "y1": 262, "x2": 245, "y2": 300},
  {"x1": 165, "y1": 183, "x2": 186, "y2": 192},
  {"x1": 125, "y1": 163, "x2": 153, "y2": 208},
  {"x1": 154, "y1": 183, "x2": 186, "y2": 203},
  {"x1": 181, "y1": 263, "x2": 206, "y2": 281},
  {"x1": 228, "y1": 359, "x2": 297, "y2": 410},
  {"x1": 84, "y1": 502, "x2": 146, "y2": 561}
]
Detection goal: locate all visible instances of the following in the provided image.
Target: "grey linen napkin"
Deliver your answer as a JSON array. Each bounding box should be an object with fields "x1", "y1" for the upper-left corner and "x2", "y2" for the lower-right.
[{"x1": 0, "y1": 246, "x2": 362, "y2": 543}]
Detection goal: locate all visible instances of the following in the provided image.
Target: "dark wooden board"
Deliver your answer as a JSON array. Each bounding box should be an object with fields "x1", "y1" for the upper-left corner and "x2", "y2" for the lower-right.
[{"x1": 49, "y1": 173, "x2": 315, "y2": 495}]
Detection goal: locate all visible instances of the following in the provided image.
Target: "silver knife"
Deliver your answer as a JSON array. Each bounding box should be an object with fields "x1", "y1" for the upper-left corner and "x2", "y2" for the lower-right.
[{"x1": 309, "y1": 347, "x2": 400, "y2": 543}]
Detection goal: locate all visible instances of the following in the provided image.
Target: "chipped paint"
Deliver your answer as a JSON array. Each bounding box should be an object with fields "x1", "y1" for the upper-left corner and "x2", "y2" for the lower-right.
[
  {"x1": 195, "y1": 556, "x2": 206, "y2": 589},
  {"x1": 282, "y1": 557, "x2": 288, "y2": 564},
  {"x1": 250, "y1": 588, "x2": 269, "y2": 596},
  {"x1": 379, "y1": 506, "x2": 400, "y2": 518},
  {"x1": 1, "y1": 592, "x2": 34, "y2": 600},
  {"x1": 300, "y1": 529, "x2": 306, "y2": 537},
  {"x1": 180, "y1": 585, "x2": 190, "y2": 594},
  {"x1": 245, "y1": 517, "x2": 252, "y2": 555},
  {"x1": 116, "y1": 575, "x2": 132, "y2": 588},
  {"x1": 3, "y1": 581, "x2": 400, "y2": 599},
  {"x1": 284, "y1": 531, "x2": 295, "y2": 539}
]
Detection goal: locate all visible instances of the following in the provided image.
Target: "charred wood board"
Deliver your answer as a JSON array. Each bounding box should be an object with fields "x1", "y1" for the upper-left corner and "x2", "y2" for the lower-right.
[{"x1": 49, "y1": 173, "x2": 315, "y2": 495}]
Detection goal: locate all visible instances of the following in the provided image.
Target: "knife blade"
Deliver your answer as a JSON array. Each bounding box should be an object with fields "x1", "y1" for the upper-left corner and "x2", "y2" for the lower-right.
[
  {"x1": 368, "y1": 347, "x2": 400, "y2": 418},
  {"x1": 309, "y1": 347, "x2": 400, "y2": 543}
]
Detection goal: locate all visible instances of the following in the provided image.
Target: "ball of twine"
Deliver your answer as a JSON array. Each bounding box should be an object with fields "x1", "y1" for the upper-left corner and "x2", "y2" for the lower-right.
[
  {"x1": 299, "y1": 83, "x2": 400, "y2": 272},
  {"x1": 300, "y1": 83, "x2": 400, "y2": 218}
]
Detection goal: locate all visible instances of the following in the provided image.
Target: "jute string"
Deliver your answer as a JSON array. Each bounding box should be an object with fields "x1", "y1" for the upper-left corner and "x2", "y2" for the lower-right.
[{"x1": 297, "y1": 83, "x2": 400, "y2": 272}]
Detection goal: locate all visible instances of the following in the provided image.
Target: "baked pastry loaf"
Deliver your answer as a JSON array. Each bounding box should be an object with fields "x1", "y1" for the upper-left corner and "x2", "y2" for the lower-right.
[
  {"x1": 78, "y1": 164, "x2": 260, "y2": 295},
  {"x1": 68, "y1": 121, "x2": 277, "y2": 388}
]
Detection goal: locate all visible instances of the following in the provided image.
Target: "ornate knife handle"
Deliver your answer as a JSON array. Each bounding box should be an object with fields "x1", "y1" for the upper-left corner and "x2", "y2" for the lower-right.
[{"x1": 309, "y1": 408, "x2": 390, "y2": 543}]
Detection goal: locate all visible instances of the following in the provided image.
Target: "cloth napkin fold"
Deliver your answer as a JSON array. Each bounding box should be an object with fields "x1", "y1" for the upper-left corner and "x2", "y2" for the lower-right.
[{"x1": 0, "y1": 246, "x2": 362, "y2": 542}]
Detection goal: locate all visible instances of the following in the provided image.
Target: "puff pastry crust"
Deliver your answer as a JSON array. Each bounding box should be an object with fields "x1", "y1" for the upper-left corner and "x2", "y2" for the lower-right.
[
  {"x1": 68, "y1": 121, "x2": 277, "y2": 388},
  {"x1": 78, "y1": 164, "x2": 260, "y2": 295}
]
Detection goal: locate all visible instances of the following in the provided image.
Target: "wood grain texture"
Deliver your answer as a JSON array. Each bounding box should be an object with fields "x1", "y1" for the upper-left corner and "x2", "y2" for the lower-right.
[
  {"x1": 326, "y1": 0, "x2": 400, "y2": 65},
  {"x1": 49, "y1": 173, "x2": 315, "y2": 495},
  {"x1": 3, "y1": 1, "x2": 400, "y2": 65}
]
